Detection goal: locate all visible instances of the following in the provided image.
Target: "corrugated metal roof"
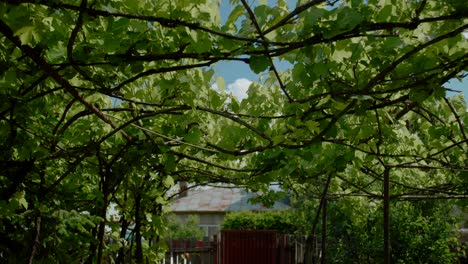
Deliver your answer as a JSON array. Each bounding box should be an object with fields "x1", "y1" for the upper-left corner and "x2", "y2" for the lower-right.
[{"x1": 171, "y1": 187, "x2": 290, "y2": 213}]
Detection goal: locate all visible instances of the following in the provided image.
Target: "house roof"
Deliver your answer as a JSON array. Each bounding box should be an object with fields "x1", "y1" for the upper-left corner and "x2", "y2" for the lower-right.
[{"x1": 171, "y1": 187, "x2": 290, "y2": 213}]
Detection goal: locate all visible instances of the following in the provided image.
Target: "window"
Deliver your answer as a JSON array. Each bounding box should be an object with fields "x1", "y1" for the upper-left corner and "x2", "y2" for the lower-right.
[{"x1": 199, "y1": 224, "x2": 220, "y2": 238}]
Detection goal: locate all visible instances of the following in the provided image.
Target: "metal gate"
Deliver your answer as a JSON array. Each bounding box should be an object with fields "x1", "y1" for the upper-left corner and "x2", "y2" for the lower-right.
[{"x1": 221, "y1": 230, "x2": 278, "y2": 264}]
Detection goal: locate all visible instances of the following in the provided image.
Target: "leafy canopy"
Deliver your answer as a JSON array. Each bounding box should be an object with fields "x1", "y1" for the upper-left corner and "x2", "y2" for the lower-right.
[{"x1": 0, "y1": 0, "x2": 467, "y2": 263}]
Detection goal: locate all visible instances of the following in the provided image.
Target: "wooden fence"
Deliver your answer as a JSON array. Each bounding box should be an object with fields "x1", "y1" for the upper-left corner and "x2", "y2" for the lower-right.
[
  {"x1": 221, "y1": 230, "x2": 277, "y2": 264},
  {"x1": 162, "y1": 238, "x2": 217, "y2": 264},
  {"x1": 163, "y1": 231, "x2": 311, "y2": 264}
]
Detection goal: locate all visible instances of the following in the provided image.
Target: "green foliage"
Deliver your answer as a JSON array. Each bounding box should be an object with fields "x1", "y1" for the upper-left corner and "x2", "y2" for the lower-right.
[
  {"x1": 164, "y1": 214, "x2": 205, "y2": 240},
  {"x1": 390, "y1": 201, "x2": 464, "y2": 264},
  {"x1": 249, "y1": 55, "x2": 270, "y2": 73},
  {"x1": 0, "y1": 0, "x2": 467, "y2": 262},
  {"x1": 222, "y1": 210, "x2": 297, "y2": 234},
  {"x1": 293, "y1": 196, "x2": 465, "y2": 263}
]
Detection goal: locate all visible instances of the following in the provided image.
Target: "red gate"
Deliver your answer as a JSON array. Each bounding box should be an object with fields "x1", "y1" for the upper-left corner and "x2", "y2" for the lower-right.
[
  {"x1": 162, "y1": 232, "x2": 301, "y2": 264},
  {"x1": 221, "y1": 230, "x2": 278, "y2": 264}
]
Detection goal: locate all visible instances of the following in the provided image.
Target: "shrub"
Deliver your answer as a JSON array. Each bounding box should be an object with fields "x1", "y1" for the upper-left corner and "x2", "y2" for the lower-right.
[
  {"x1": 222, "y1": 210, "x2": 297, "y2": 234},
  {"x1": 315, "y1": 199, "x2": 464, "y2": 263},
  {"x1": 164, "y1": 214, "x2": 205, "y2": 240}
]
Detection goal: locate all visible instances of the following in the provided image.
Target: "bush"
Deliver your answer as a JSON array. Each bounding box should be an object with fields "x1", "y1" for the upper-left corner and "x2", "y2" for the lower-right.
[
  {"x1": 390, "y1": 201, "x2": 463, "y2": 264},
  {"x1": 222, "y1": 210, "x2": 297, "y2": 234},
  {"x1": 315, "y1": 199, "x2": 464, "y2": 264},
  {"x1": 164, "y1": 214, "x2": 205, "y2": 240}
]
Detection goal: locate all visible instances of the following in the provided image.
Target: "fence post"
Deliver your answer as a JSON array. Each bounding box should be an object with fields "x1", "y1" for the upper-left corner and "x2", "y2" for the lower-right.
[
  {"x1": 280, "y1": 234, "x2": 286, "y2": 264},
  {"x1": 170, "y1": 240, "x2": 174, "y2": 264},
  {"x1": 213, "y1": 235, "x2": 218, "y2": 264}
]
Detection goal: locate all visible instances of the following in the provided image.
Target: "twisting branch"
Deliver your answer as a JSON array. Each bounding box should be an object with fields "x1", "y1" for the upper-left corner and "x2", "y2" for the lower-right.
[
  {"x1": 280, "y1": 99, "x2": 358, "y2": 149},
  {"x1": 67, "y1": 0, "x2": 102, "y2": 88},
  {"x1": 0, "y1": 18, "x2": 133, "y2": 142},
  {"x1": 414, "y1": 0, "x2": 427, "y2": 18},
  {"x1": 52, "y1": 98, "x2": 77, "y2": 136},
  {"x1": 313, "y1": 173, "x2": 332, "y2": 232},
  {"x1": 335, "y1": 173, "x2": 380, "y2": 198},
  {"x1": 365, "y1": 24, "x2": 468, "y2": 91},
  {"x1": 196, "y1": 106, "x2": 273, "y2": 144},
  {"x1": 240, "y1": 0, "x2": 293, "y2": 102},
  {"x1": 171, "y1": 151, "x2": 258, "y2": 173},
  {"x1": 374, "y1": 108, "x2": 383, "y2": 160},
  {"x1": 205, "y1": 142, "x2": 268, "y2": 156},
  {"x1": 174, "y1": 167, "x2": 242, "y2": 184},
  {"x1": 105, "y1": 114, "x2": 220, "y2": 153},
  {"x1": 45, "y1": 154, "x2": 88, "y2": 194},
  {"x1": 386, "y1": 163, "x2": 468, "y2": 171},
  {"x1": 444, "y1": 97, "x2": 467, "y2": 143},
  {"x1": 28, "y1": 209, "x2": 41, "y2": 264},
  {"x1": 426, "y1": 138, "x2": 468, "y2": 161},
  {"x1": 107, "y1": 51, "x2": 249, "y2": 64},
  {"x1": 4, "y1": 0, "x2": 263, "y2": 44},
  {"x1": 110, "y1": 61, "x2": 214, "y2": 92},
  {"x1": 301, "y1": 172, "x2": 333, "y2": 264}
]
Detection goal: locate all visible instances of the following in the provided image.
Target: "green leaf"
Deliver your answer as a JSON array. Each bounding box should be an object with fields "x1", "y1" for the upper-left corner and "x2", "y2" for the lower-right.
[
  {"x1": 46, "y1": 44, "x2": 66, "y2": 63},
  {"x1": 303, "y1": 8, "x2": 324, "y2": 29},
  {"x1": 253, "y1": 5, "x2": 269, "y2": 24},
  {"x1": 409, "y1": 88, "x2": 429, "y2": 103},
  {"x1": 163, "y1": 176, "x2": 174, "y2": 188},
  {"x1": 249, "y1": 55, "x2": 270, "y2": 73},
  {"x1": 164, "y1": 154, "x2": 176, "y2": 172},
  {"x1": 312, "y1": 63, "x2": 328, "y2": 78},
  {"x1": 230, "y1": 98, "x2": 240, "y2": 112},
  {"x1": 272, "y1": 135, "x2": 284, "y2": 145},
  {"x1": 215, "y1": 76, "x2": 226, "y2": 93},
  {"x1": 14, "y1": 26, "x2": 37, "y2": 45},
  {"x1": 184, "y1": 128, "x2": 201, "y2": 143},
  {"x1": 305, "y1": 120, "x2": 320, "y2": 133},
  {"x1": 432, "y1": 85, "x2": 446, "y2": 99},
  {"x1": 382, "y1": 37, "x2": 403, "y2": 50},
  {"x1": 130, "y1": 62, "x2": 144, "y2": 74},
  {"x1": 104, "y1": 35, "x2": 121, "y2": 52},
  {"x1": 336, "y1": 7, "x2": 363, "y2": 30},
  {"x1": 377, "y1": 5, "x2": 395, "y2": 22},
  {"x1": 225, "y1": 5, "x2": 245, "y2": 26}
]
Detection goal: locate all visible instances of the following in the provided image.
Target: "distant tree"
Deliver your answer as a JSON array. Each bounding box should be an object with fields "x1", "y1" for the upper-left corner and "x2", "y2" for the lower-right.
[
  {"x1": 165, "y1": 215, "x2": 205, "y2": 240},
  {"x1": 291, "y1": 187, "x2": 464, "y2": 263}
]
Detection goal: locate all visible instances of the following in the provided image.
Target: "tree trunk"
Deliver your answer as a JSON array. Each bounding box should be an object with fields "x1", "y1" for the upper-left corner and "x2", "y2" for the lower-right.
[
  {"x1": 383, "y1": 167, "x2": 391, "y2": 264},
  {"x1": 96, "y1": 199, "x2": 108, "y2": 264},
  {"x1": 86, "y1": 226, "x2": 98, "y2": 264},
  {"x1": 28, "y1": 209, "x2": 41, "y2": 264},
  {"x1": 135, "y1": 193, "x2": 143, "y2": 264},
  {"x1": 321, "y1": 198, "x2": 327, "y2": 264},
  {"x1": 304, "y1": 174, "x2": 333, "y2": 264},
  {"x1": 117, "y1": 215, "x2": 129, "y2": 263}
]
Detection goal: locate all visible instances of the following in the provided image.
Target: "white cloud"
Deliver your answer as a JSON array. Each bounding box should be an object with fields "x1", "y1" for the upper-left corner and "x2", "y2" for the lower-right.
[
  {"x1": 463, "y1": 31, "x2": 468, "y2": 39},
  {"x1": 227, "y1": 78, "x2": 252, "y2": 100}
]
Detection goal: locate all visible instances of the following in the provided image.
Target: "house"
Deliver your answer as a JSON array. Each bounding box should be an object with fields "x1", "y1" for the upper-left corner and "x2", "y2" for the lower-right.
[{"x1": 170, "y1": 186, "x2": 291, "y2": 238}]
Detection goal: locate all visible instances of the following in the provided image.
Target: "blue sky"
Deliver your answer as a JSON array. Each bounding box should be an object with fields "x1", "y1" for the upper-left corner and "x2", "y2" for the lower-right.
[
  {"x1": 446, "y1": 78, "x2": 468, "y2": 101},
  {"x1": 213, "y1": 62, "x2": 468, "y2": 103},
  {"x1": 213, "y1": 1, "x2": 467, "y2": 103}
]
